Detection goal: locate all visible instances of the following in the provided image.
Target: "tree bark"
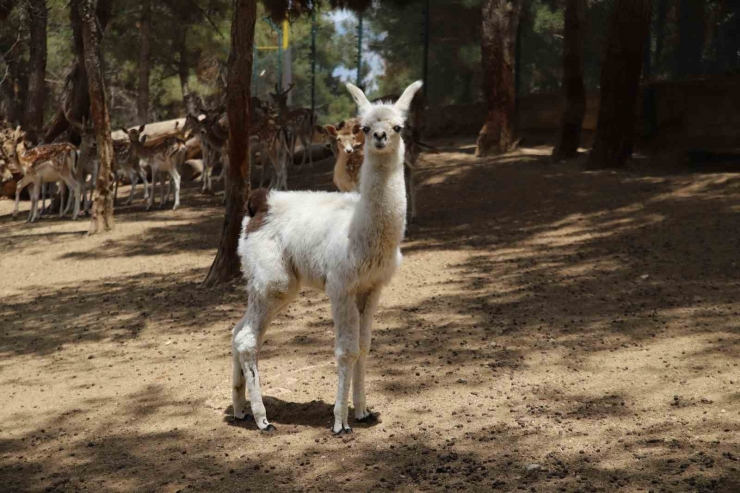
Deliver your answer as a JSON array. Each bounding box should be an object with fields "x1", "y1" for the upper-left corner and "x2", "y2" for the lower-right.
[
  {"x1": 137, "y1": 0, "x2": 150, "y2": 124},
  {"x1": 24, "y1": 0, "x2": 47, "y2": 141},
  {"x1": 587, "y1": 0, "x2": 652, "y2": 170},
  {"x1": 0, "y1": 26, "x2": 24, "y2": 126},
  {"x1": 43, "y1": 0, "x2": 111, "y2": 143},
  {"x1": 176, "y1": 29, "x2": 198, "y2": 115},
  {"x1": 676, "y1": 0, "x2": 704, "y2": 78},
  {"x1": 475, "y1": 0, "x2": 522, "y2": 157},
  {"x1": 80, "y1": 0, "x2": 114, "y2": 234},
  {"x1": 654, "y1": 0, "x2": 667, "y2": 69},
  {"x1": 552, "y1": 0, "x2": 586, "y2": 162},
  {"x1": 203, "y1": 0, "x2": 256, "y2": 287}
]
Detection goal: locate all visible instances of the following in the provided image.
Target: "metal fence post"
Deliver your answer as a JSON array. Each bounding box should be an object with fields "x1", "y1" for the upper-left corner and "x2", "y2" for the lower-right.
[
  {"x1": 311, "y1": 9, "x2": 317, "y2": 116},
  {"x1": 357, "y1": 12, "x2": 363, "y2": 87}
]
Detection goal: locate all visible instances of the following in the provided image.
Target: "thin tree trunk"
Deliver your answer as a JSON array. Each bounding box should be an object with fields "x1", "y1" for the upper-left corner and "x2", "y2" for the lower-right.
[
  {"x1": 676, "y1": 0, "x2": 704, "y2": 78},
  {"x1": 587, "y1": 0, "x2": 652, "y2": 170},
  {"x1": 137, "y1": 0, "x2": 150, "y2": 124},
  {"x1": 43, "y1": 0, "x2": 111, "y2": 143},
  {"x1": 24, "y1": 0, "x2": 47, "y2": 141},
  {"x1": 552, "y1": 0, "x2": 586, "y2": 162},
  {"x1": 0, "y1": 27, "x2": 23, "y2": 127},
  {"x1": 80, "y1": 0, "x2": 114, "y2": 234},
  {"x1": 176, "y1": 29, "x2": 197, "y2": 115},
  {"x1": 654, "y1": 0, "x2": 667, "y2": 70},
  {"x1": 475, "y1": 0, "x2": 522, "y2": 157},
  {"x1": 203, "y1": 0, "x2": 256, "y2": 287}
]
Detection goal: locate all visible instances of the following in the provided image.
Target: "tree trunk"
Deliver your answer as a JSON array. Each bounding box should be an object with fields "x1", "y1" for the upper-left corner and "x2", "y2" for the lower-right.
[
  {"x1": 0, "y1": 27, "x2": 24, "y2": 126},
  {"x1": 137, "y1": 0, "x2": 150, "y2": 124},
  {"x1": 176, "y1": 29, "x2": 198, "y2": 115},
  {"x1": 475, "y1": 0, "x2": 522, "y2": 157},
  {"x1": 588, "y1": 0, "x2": 652, "y2": 170},
  {"x1": 24, "y1": 0, "x2": 47, "y2": 141},
  {"x1": 80, "y1": 0, "x2": 114, "y2": 234},
  {"x1": 43, "y1": 0, "x2": 111, "y2": 143},
  {"x1": 203, "y1": 0, "x2": 256, "y2": 287},
  {"x1": 676, "y1": 0, "x2": 704, "y2": 78},
  {"x1": 552, "y1": 0, "x2": 586, "y2": 162},
  {"x1": 654, "y1": 0, "x2": 667, "y2": 70}
]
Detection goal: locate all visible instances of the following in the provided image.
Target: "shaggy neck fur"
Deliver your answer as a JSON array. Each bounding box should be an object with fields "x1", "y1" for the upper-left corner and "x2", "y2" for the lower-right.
[{"x1": 350, "y1": 137, "x2": 407, "y2": 260}]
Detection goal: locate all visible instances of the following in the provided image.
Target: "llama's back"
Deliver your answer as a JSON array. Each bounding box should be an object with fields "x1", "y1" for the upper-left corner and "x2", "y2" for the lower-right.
[{"x1": 239, "y1": 189, "x2": 360, "y2": 291}]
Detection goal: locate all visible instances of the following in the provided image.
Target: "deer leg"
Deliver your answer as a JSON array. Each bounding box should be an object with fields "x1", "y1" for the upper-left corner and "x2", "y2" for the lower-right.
[
  {"x1": 146, "y1": 168, "x2": 156, "y2": 211},
  {"x1": 13, "y1": 175, "x2": 33, "y2": 219},
  {"x1": 59, "y1": 182, "x2": 66, "y2": 218},
  {"x1": 39, "y1": 183, "x2": 47, "y2": 216},
  {"x1": 27, "y1": 184, "x2": 37, "y2": 223},
  {"x1": 139, "y1": 165, "x2": 149, "y2": 200},
  {"x1": 170, "y1": 168, "x2": 181, "y2": 211}
]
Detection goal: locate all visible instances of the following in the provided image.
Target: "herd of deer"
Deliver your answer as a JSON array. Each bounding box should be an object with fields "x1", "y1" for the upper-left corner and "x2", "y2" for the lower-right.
[{"x1": 0, "y1": 83, "x2": 427, "y2": 223}]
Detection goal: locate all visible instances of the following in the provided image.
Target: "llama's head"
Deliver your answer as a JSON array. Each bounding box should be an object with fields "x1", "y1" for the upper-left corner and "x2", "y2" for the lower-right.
[{"x1": 345, "y1": 80, "x2": 422, "y2": 156}]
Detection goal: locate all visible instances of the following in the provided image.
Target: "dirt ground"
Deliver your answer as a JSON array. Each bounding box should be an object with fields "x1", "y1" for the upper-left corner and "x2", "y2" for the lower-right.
[{"x1": 1, "y1": 141, "x2": 739, "y2": 493}]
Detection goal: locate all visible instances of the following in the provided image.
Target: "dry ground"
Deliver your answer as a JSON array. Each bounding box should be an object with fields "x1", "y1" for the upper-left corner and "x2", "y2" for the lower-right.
[{"x1": 1, "y1": 141, "x2": 739, "y2": 493}]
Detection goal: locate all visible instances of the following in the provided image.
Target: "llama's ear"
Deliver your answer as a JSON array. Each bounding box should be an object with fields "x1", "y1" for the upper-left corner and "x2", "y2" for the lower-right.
[
  {"x1": 345, "y1": 83, "x2": 371, "y2": 113},
  {"x1": 394, "y1": 80, "x2": 423, "y2": 113},
  {"x1": 325, "y1": 125, "x2": 338, "y2": 137}
]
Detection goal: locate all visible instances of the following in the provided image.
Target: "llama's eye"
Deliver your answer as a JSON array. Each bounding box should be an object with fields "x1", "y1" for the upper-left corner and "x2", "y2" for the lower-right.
[
  {"x1": 362, "y1": 126, "x2": 370, "y2": 134},
  {"x1": 393, "y1": 125, "x2": 403, "y2": 133}
]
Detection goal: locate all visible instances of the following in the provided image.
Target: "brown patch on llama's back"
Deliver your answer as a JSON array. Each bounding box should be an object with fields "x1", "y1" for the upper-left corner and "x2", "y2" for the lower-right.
[{"x1": 245, "y1": 188, "x2": 270, "y2": 234}]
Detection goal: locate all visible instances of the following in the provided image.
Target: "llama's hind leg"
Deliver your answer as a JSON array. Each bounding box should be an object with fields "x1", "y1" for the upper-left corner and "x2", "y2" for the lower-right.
[
  {"x1": 353, "y1": 289, "x2": 381, "y2": 423},
  {"x1": 329, "y1": 291, "x2": 361, "y2": 435},
  {"x1": 233, "y1": 290, "x2": 296, "y2": 431}
]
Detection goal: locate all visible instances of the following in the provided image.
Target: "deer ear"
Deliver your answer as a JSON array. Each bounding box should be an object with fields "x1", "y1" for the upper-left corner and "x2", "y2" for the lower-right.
[
  {"x1": 325, "y1": 125, "x2": 337, "y2": 137},
  {"x1": 120, "y1": 127, "x2": 129, "y2": 135},
  {"x1": 345, "y1": 83, "x2": 371, "y2": 113},
  {"x1": 351, "y1": 124, "x2": 361, "y2": 135},
  {"x1": 138, "y1": 124, "x2": 146, "y2": 133},
  {"x1": 394, "y1": 80, "x2": 423, "y2": 113},
  {"x1": 314, "y1": 125, "x2": 326, "y2": 134}
]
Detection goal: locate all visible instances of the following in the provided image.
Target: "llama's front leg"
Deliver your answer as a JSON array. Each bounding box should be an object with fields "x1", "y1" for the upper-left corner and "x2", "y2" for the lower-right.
[
  {"x1": 330, "y1": 293, "x2": 360, "y2": 435},
  {"x1": 354, "y1": 289, "x2": 381, "y2": 423}
]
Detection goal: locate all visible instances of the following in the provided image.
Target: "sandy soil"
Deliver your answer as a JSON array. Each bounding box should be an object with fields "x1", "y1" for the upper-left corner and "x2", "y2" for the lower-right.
[{"x1": 1, "y1": 142, "x2": 739, "y2": 493}]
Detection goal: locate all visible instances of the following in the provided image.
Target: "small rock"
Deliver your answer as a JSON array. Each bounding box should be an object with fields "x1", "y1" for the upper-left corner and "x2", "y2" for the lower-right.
[{"x1": 525, "y1": 464, "x2": 542, "y2": 474}]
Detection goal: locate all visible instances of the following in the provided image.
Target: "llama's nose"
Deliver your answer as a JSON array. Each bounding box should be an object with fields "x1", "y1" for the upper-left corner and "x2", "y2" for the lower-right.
[{"x1": 374, "y1": 131, "x2": 386, "y2": 140}]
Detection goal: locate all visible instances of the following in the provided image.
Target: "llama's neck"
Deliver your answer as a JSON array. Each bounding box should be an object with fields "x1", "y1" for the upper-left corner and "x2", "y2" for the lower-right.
[{"x1": 350, "y1": 142, "x2": 407, "y2": 257}]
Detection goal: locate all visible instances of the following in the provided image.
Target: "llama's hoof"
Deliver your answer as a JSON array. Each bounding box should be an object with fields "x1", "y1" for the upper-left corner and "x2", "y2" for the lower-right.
[
  {"x1": 333, "y1": 427, "x2": 353, "y2": 436},
  {"x1": 355, "y1": 411, "x2": 381, "y2": 425},
  {"x1": 172, "y1": 204, "x2": 179, "y2": 211},
  {"x1": 261, "y1": 424, "x2": 277, "y2": 433}
]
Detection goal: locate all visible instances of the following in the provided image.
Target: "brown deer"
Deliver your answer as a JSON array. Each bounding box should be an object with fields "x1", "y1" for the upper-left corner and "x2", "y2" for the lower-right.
[
  {"x1": 121, "y1": 123, "x2": 187, "y2": 210},
  {"x1": 4, "y1": 127, "x2": 81, "y2": 222},
  {"x1": 269, "y1": 83, "x2": 317, "y2": 171},
  {"x1": 324, "y1": 119, "x2": 365, "y2": 192}
]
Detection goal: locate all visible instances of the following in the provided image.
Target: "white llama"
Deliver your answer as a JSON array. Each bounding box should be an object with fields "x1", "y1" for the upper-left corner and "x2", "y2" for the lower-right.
[{"x1": 232, "y1": 80, "x2": 423, "y2": 434}]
